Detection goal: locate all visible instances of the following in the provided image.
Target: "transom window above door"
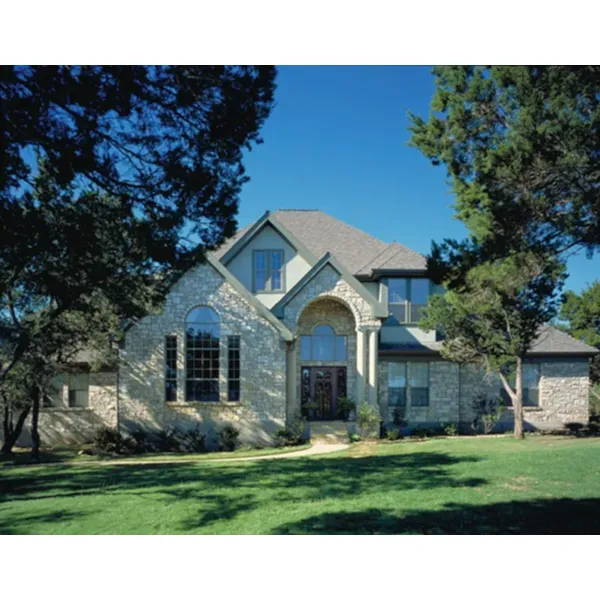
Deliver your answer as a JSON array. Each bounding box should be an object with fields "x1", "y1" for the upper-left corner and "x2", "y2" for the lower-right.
[
  {"x1": 300, "y1": 325, "x2": 347, "y2": 361},
  {"x1": 253, "y1": 250, "x2": 284, "y2": 292}
]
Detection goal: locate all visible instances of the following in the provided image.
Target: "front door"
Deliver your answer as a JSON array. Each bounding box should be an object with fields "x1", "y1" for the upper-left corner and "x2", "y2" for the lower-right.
[{"x1": 301, "y1": 366, "x2": 347, "y2": 420}]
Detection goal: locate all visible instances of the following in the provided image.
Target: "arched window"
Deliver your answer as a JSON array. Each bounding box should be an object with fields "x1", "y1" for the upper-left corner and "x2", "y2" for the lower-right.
[
  {"x1": 300, "y1": 324, "x2": 347, "y2": 361},
  {"x1": 186, "y1": 306, "x2": 220, "y2": 402}
]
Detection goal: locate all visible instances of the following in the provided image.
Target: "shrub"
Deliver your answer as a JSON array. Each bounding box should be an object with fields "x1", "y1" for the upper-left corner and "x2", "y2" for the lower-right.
[
  {"x1": 349, "y1": 433, "x2": 361, "y2": 443},
  {"x1": 443, "y1": 423, "x2": 458, "y2": 436},
  {"x1": 411, "y1": 427, "x2": 428, "y2": 439},
  {"x1": 392, "y1": 407, "x2": 407, "y2": 427},
  {"x1": 274, "y1": 414, "x2": 306, "y2": 447},
  {"x1": 565, "y1": 422, "x2": 585, "y2": 436},
  {"x1": 470, "y1": 393, "x2": 505, "y2": 434},
  {"x1": 219, "y1": 425, "x2": 240, "y2": 451},
  {"x1": 93, "y1": 427, "x2": 122, "y2": 453},
  {"x1": 153, "y1": 427, "x2": 181, "y2": 452},
  {"x1": 356, "y1": 403, "x2": 381, "y2": 438},
  {"x1": 125, "y1": 427, "x2": 152, "y2": 454},
  {"x1": 179, "y1": 426, "x2": 206, "y2": 452},
  {"x1": 336, "y1": 396, "x2": 356, "y2": 421},
  {"x1": 385, "y1": 427, "x2": 401, "y2": 441}
]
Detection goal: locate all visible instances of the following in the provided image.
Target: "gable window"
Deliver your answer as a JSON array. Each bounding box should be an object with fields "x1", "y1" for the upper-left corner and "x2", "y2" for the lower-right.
[
  {"x1": 254, "y1": 250, "x2": 284, "y2": 292},
  {"x1": 300, "y1": 325, "x2": 347, "y2": 361},
  {"x1": 227, "y1": 335, "x2": 241, "y2": 402},
  {"x1": 500, "y1": 363, "x2": 540, "y2": 407},
  {"x1": 387, "y1": 278, "x2": 430, "y2": 324},
  {"x1": 68, "y1": 373, "x2": 89, "y2": 408},
  {"x1": 186, "y1": 306, "x2": 220, "y2": 402},
  {"x1": 165, "y1": 335, "x2": 178, "y2": 402},
  {"x1": 388, "y1": 361, "x2": 430, "y2": 407}
]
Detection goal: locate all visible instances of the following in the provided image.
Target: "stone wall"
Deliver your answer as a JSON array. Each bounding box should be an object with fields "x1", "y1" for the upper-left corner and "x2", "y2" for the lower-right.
[
  {"x1": 16, "y1": 371, "x2": 117, "y2": 447},
  {"x1": 379, "y1": 357, "x2": 590, "y2": 431},
  {"x1": 120, "y1": 261, "x2": 287, "y2": 447}
]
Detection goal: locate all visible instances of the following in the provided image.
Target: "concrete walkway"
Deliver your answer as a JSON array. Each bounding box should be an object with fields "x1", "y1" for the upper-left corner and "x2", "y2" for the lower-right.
[{"x1": 2, "y1": 442, "x2": 349, "y2": 469}]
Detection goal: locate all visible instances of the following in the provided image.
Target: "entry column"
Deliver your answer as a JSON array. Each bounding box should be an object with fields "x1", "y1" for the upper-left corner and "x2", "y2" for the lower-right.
[
  {"x1": 367, "y1": 328, "x2": 379, "y2": 406},
  {"x1": 356, "y1": 327, "x2": 367, "y2": 405}
]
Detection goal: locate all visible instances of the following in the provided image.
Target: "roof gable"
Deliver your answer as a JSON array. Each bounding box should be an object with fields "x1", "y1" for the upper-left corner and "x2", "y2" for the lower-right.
[
  {"x1": 216, "y1": 209, "x2": 426, "y2": 275},
  {"x1": 271, "y1": 252, "x2": 388, "y2": 319}
]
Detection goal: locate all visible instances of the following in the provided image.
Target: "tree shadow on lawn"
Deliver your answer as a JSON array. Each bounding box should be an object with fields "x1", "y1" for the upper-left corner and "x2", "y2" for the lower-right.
[
  {"x1": 0, "y1": 509, "x2": 89, "y2": 535},
  {"x1": 0, "y1": 451, "x2": 485, "y2": 532},
  {"x1": 272, "y1": 498, "x2": 600, "y2": 534}
]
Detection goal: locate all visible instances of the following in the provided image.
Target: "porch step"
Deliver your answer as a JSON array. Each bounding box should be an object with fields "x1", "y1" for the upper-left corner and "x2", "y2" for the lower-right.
[{"x1": 310, "y1": 421, "x2": 349, "y2": 444}]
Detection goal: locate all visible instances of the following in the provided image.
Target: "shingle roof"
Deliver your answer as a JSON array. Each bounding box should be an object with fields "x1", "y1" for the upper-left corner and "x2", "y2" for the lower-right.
[
  {"x1": 215, "y1": 209, "x2": 426, "y2": 275},
  {"x1": 528, "y1": 325, "x2": 599, "y2": 356}
]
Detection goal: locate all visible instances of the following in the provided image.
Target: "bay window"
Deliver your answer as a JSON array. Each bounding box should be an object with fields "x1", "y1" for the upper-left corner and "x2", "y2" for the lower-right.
[{"x1": 387, "y1": 278, "x2": 430, "y2": 323}]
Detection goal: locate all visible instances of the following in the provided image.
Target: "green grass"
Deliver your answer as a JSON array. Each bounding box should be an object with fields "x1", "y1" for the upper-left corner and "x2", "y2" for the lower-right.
[{"x1": 1, "y1": 436, "x2": 599, "y2": 534}]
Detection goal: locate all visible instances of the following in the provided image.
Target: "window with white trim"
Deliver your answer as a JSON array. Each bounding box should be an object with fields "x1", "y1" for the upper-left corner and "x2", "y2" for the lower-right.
[
  {"x1": 253, "y1": 250, "x2": 284, "y2": 292},
  {"x1": 388, "y1": 361, "x2": 430, "y2": 407}
]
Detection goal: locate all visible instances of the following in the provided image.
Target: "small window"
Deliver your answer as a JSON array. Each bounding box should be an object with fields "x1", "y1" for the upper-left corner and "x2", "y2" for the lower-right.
[
  {"x1": 254, "y1": 250, "x2": 284, "y2": 292},
  {"x1": 500, "y1": 363, "x2": 540, "y2": 407},
  {"x1": 387, "y1": 361, "x2": 429, "y2": 408},
  {"x1": 165, "y1": 335, "x2": 178, "y2": 402},
  {"x1": 300, "y1": 325, "x2": 347, "y2": 361},
  {"x1": 228, "y1": 336, "x2": 241, "y2": 402},
  {"x1": 387, "y1": 278, "x2": 430, "y2": 324},
  {"x1": 68, "y1": 373, "x2": 89, "y2": 408}
]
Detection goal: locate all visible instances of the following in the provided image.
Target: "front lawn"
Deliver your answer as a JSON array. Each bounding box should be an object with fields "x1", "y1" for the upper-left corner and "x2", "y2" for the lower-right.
[{"x1": 1, "y1": 436, "x2": 599, "y2": 534}]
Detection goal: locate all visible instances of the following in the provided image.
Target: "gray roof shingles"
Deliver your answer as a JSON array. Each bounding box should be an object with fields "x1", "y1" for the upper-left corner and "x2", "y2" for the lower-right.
[{"x1": 216, "y1": 209, "x2": 426, "y2": 275}]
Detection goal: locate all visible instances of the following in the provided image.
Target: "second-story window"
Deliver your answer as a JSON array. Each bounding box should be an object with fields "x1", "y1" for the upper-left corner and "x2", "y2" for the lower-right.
[
  {"x1": 254, "y1": 250, "x2": 284, "y2": 292},
  {"x1": 388, "y1": 278, "x2": 430, "y2": 324}
]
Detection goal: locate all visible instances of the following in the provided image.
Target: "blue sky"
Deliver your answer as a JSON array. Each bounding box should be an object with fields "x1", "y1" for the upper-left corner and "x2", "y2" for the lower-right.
[{"x1": 239, "y1": 65, "x2": 598, "y2": 294}]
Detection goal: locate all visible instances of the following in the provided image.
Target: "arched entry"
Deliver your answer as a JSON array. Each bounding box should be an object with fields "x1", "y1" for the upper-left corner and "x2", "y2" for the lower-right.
[{"x1": 296, "y1": 298, "x2": 356, "y2": 420}]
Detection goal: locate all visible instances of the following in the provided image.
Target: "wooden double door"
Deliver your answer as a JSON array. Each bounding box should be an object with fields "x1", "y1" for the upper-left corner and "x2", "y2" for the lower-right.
[{"x1": 301, "y1": 366, "x2": 347, "y2": 421}]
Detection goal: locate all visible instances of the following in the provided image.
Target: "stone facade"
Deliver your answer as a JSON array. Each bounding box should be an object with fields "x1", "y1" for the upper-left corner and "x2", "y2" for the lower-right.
[
  {"x1": 379, "y1": 358, "x2": 591, "y2": 431},
  {"x1": 22, "y1": 371, "x2": 117, "y2": 446},
  {"x1": 120, "y1": 261, "x2": 287, "y2": 447}
]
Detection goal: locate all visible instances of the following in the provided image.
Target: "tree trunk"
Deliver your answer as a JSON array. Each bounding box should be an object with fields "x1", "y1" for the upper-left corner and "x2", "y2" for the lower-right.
[
  {"x1": 30, "y1": 387, "x2": 41, "y2": 461},
  {"x1": 513, "y1": 357, "x2": 524, "y2": 440},
  {"x1": 0, "y1": 405, "x2": 30, "y2": 455}
]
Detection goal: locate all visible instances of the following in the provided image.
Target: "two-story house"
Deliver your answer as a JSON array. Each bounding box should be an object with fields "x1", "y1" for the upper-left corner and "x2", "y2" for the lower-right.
[{"x1": 35, "y1": 209, "x2": 597, "y2": 446}]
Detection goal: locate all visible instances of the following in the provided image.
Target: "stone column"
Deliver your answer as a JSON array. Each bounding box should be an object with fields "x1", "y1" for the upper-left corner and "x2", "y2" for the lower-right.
[
  {"x1": 356, "y1": 328, "x2": 367, "y2": 405},
  {"x1": 286, "y1": 340, "x2": 297, "y2": 423},
  {"x1": 368, "y1": 328, "x2": 379, "y2": 406}
]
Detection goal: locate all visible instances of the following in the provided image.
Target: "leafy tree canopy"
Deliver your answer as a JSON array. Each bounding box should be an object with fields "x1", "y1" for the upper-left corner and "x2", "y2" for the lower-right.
[{"x1": 409, "y1": 66, "x2": 600, "y2": 261}]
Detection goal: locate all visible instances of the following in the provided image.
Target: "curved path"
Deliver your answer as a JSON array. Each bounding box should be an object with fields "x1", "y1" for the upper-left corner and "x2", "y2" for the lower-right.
[{"x1": 209, "y1": 442, "x2": 348, "y2": 463}]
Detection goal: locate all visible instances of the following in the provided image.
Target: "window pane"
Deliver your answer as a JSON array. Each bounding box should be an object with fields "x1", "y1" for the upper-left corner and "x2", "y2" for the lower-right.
[
  {"x1": 411, "y1": 388, "x2": 429, "y2": 407},
  {"x1": 270, "y1": 251, "x2": 283, "y2": 270},
  {"x1": 388, "y1": 362, "x2": 407, "y2": 388},
  {"x1": 313, "y1": 336, "x2": 335, "y2": 361},
  {"x1": 388, "y1": 279, "x2": 408, "y2": 303},
  {"x1": 255, "y1": 270, "x2": 267, "y2": 291},
  {"x1": 410, "y1": 279, "x2": 430, "y2": 304},
  {"x1": 186, "y1": 306, "x2": 219, "y2": 324},
  {"x1": 165, "y1": 335, "x2": 178, "y2": 402},
  {"x1": 186, "y1": 306, "x2": 220, "y2": 402},
  {"x1": 335, "y1": 336, "x2": 347, "y2": 360},
  {"x1": 524, "y1": 388, "x2": 539, "y2": 407},
  {"x1": 254, "y1": 250, "x2": 266, "y2": 270},
  {"x1": 409, "y1": 303, "x2": 427, "y2": 323},
  {"x1": 271, "y1": 270, "x2": 282, "y2": 291},
  {"x1": 228, "y1": 336, "x2": 241, "y2": 402},
  {"x1": 69, "y1": 389, "x2": 89, "y2": 408},
  {"x1": 389, "y1": 304, "x2": 407, "y2": 323},
  {"x1": 313, "y1": 325, "x2": 334, "y2": 336},
  {"x1": 409, "y1": 362, "x2": 429, "y2": 388},
  {"x1": 300, "y1": 336, "x2": 311, "y2": 360}
]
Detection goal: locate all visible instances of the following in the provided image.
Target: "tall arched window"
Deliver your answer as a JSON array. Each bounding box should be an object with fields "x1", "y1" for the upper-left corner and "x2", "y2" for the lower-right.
[
  {"x1": 300, "y1": 324, "x2": 347, "y2": 361},
  {"x1": 186, "y1": 306, "x2": 220, "y2": 402}
]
